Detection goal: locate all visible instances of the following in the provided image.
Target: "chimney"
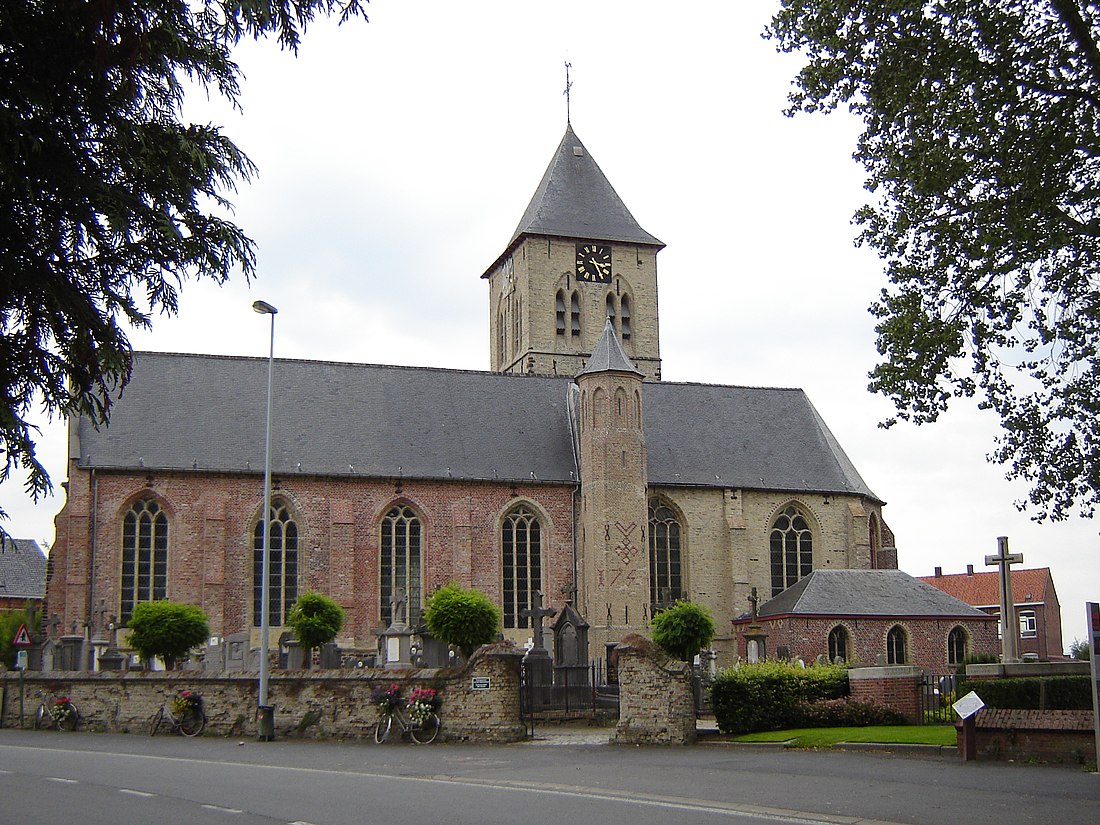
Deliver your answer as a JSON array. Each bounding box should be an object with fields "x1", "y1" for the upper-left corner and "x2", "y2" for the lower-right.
[
  {"x1": 966, "y1": 564, "x2": 974, "y2": 575},
  {"x1": 934, "y1": 566, "x2": 942, "y2": 577}
]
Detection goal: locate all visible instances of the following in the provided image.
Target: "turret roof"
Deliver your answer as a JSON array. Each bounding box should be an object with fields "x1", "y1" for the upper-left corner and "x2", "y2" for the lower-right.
[{"x1": 576, "y1": 318, "x2": 644, "y2": 378}]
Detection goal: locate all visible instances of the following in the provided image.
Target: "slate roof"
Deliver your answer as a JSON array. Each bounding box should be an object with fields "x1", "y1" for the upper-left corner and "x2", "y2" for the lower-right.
[
  {"x1": 577, "y1": 318, "x2": 644, "y2": 378},
  {"x1": 736, "y1": 570, "x2": 992, "y2": 621},
  {"x1": 918, "y1": 568, "x2": 1057, "y2": 607},
  {"x1": 0, "y1": 538, "x2": 47, "y2": 600},
  {"x1": 73, "y1": 351, "x2": 880, "y2": 500}
]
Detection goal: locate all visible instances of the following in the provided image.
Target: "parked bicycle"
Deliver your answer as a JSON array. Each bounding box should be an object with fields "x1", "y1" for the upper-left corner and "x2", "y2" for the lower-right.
[
  {"x1": 150, "y1": 690, "x2": 206, "y2": 737},
  {"x1": 372, "y1": 685, "x2": 441, "y2": 744},
  {"x1": 32, "y1": 694, "x2": 80, "y2": 732}
]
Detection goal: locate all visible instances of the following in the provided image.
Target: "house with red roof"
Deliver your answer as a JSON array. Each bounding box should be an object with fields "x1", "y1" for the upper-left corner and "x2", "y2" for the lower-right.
[{"x1": 918, "y1": 565, "x2": 1064, "y2": 660}]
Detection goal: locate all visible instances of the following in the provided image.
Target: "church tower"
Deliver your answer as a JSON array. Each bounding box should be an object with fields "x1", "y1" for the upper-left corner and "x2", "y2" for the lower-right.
[
  {"x1": 482, "y1": 125, "x2": 664, "y2": 380},
  {"x1": 575, "y1": 319, "x2": 650, "y2": 650}
]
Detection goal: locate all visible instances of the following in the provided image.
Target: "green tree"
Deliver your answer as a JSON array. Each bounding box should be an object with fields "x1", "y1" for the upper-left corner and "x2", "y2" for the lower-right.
[
  {"x1": 766, "y1": 1, "x2": 1100, "y2": 520},
  {"x1": 1069, "y1": 638, "x2": 1091, "y2": 660},
  {"x1": 0, "y1": 605, "x2": 40, "y2": 669},
  {"x1": 422, "y1": 582, "x2": 501, "y2": 659},
  {"x1": 0, "y1": 1, "x2": 368, "y2": 522},
  {"x1": 650, "y1": 600, "x2": 715, "y2": 662},
  {"x1": 126, "y1": 600, "x2": 210, "y2": 669},
  {"x1": 286, "y1": 591, "x2": 344, "y2": 669}
]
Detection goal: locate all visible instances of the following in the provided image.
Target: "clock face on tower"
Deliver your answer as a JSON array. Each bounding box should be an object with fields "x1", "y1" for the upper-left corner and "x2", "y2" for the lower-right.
[{"x1": 575, "y1": 243, "x2": 612, "y2": 283}]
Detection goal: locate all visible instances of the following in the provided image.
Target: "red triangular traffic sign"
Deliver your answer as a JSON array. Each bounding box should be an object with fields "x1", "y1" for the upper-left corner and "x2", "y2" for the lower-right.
[{"x1": 12, "y1": 623, "x2": 32, "y2": 647}]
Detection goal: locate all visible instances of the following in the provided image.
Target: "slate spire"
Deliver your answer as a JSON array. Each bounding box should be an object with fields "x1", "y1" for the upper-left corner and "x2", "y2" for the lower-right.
[{"x1": 577, "y1": 317, "x2": 643, "y2": 378}]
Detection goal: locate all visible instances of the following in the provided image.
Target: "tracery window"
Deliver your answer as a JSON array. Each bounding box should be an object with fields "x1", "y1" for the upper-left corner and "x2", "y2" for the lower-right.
[
  {"x1": 381, "y1": 505, "x2": 422, "y2": 625},
  {"x1": 769, "y1": 505, "x2": 813, "y2": 596},
  {"x1": 121, "y1": 498, "x2": 168, "y2": 624},
  {"x1": 649, "y1": 501, "x2": 683, "y2": 610},
  {"x1": 828, "y1": 625, "x2": 849, "y2": 662},
  {"x1": 253, "y1": 499, "x2": 299, "y2": 627},
  {"x1": 886, "y1": 625, "x2": 908, "y2": 664},
  {"x1": 502, "y1": 506, "x2": 542, "y2": 629}
]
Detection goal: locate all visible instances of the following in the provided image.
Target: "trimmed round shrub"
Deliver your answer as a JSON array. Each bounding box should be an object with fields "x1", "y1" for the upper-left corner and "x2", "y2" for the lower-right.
[
  {"x1": 127, "y1": 601, "x2": 210, "y2": 670},
  {"x1": 650, "y1": 600, "x2": 716, "y2": 662},
  {"x1": 287, "y1": 591, "x2": 345, "y2": 668},
  {"x1": 423, "y1": 582, "x2": 501, "y2": 658}
]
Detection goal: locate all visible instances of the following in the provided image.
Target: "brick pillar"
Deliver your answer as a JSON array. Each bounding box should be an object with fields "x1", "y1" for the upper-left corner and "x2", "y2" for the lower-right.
[
  {"x1": 848, "y1": 665, "x2": 924, "y2": 724},
  {"x1": 613, "y1": 634, "x2": 696, "y2": 745}
]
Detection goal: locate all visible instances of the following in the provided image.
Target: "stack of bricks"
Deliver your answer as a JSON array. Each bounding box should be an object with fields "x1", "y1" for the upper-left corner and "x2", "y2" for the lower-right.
[{"x1": 612, "y1": 634, "x2": 697, "y2": 745}]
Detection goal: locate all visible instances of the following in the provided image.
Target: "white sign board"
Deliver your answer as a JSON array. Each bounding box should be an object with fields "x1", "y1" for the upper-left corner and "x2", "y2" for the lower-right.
[
  {"x1": 952, "y1": 690, "x2": 985, "y2": 720},
  {"x1": 471, "y1": 676, "x2": 491, "y2": 691},
  {"x1": 15, "y1": 650, "x2": 28, "y2": 670}
]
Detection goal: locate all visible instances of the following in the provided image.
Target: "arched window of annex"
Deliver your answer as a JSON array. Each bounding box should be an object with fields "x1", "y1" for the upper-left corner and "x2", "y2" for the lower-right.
[
  {"x1": 556, "y1": 290, "x2": 566, "y2": 336},
  {"x1": 379, "y1": 502, "x2": 423, "y2": 626},
  {"x1": 868, "y1": 511, "x2": 881, "y2": 569},
  {"x1": 570, "y1": 291, "x2": 581, "y2": 337},
  {"x1": 120, "y1": 494, "x2": 170, "y2": 625},
  {"x1": 500, "y1": 501, "x2": 545, "y2": 630},
  {"x1": 769, "y1": 502, "x2": 815, "y2": 597},
  {"x1": 620, "y1": 294, "x2": 632, "y2": 340},
  {"x1": 947, "y1": 625, "x2": 969, "y2": 666},
  {"x1": 886, "y1": 624, "x2": 908, "y2": 665},
  {"x1": 253, "y1": 497, "x2": 300, "y2": 628},
  {"x1": 827, "y1": 625, "x2": 850, "y2": 663},
  {"x1": 648, "y1": 498, "x2": 685, "y2": 612}
]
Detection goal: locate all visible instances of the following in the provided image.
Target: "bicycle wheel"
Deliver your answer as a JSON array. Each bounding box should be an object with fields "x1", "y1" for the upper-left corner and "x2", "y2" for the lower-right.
[
  {"x1": 373, "y1": 714, "x2": 393, "y2": 744},
  {"x1": 410, "y1": 713, "x2": 440, "y2": 745},
  {"x1": 58, "y1": 703, "x2": 78, "y2": 732},
  {"x1": 33, "y1": 704, "x2": 46, "y2": 731},
  {"x1": 179, "y1": 707, "x2": 206, "y2": 737},
  {"x1": 150, "y1": 707, "x2": 165, "y2": 736}
]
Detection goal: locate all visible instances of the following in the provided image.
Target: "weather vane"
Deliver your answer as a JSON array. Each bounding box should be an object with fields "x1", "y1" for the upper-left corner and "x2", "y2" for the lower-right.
[{"x1": 564, "y1": 61, "x2": 573, "y2": 124}]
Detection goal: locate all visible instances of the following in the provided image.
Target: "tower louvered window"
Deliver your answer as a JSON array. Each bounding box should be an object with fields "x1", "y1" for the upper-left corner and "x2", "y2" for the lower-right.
[
  {"x1": 381, "y1": 505, "x2": 422, "y2": 625},
  {"x1": 770, "y1": 505, "x2": 813, "y2": 596},
  {"x1": 556, "y1": 291, "x2": 566, "y2": 335},
  {"x1": 621, "y1": 294, "x2": 631, "y2": 340},
  {"x1": 121, "y1": 498, "x2": 168, "y2": 624},
  {"x1": 570, "y1": 292, "x2": 581, "y2": 337},
  {"x1": 502, "y1": 506, "x2": 542, "y2": 629},
  {"x1": 253, "y1": 500, "x2": 299, "y2": 626}
]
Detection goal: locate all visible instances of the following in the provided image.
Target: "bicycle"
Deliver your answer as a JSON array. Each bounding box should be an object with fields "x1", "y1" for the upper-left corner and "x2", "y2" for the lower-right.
[
  {"x1": 373, "y1": 702, "x2": 440, "y2": 744},
  {"x1": 150, "y1": 693, "x2": 206, "y2": 737},
  {"x1": 32, "y1": 694, "x2": 80, "y2": 732}
]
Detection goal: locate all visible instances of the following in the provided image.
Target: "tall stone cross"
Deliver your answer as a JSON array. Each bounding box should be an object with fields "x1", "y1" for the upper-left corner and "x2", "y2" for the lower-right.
[
  {"x1": 748, "y1": 587, "x2": 760, "y2": 625},
  {"x1": 986, "y1": 536, "x2": 1024, "y2": 662},
  {"x1": 390, "y1": 588, "x2": 407, "y2": 627},
  {"x1": 520, "y1": 590, "x2": 556, "y2": 652}
]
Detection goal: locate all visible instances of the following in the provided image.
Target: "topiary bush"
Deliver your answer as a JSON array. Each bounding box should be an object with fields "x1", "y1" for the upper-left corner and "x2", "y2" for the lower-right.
[
  {"x1": 286, "y1": 591, "x2": 345, "y2": 669},
  {"x1": 650, "y1": 600, "x2": 716, "y2": 662},
  {"x1": 709, "y1": 661, "x2": 850, "y2": 734},
  {"x1": 127, "y1": 601, "x2": 210, "y2": 670},
  {"x1": 423, "y1": 582, "x2": 501, "y2": 658}
]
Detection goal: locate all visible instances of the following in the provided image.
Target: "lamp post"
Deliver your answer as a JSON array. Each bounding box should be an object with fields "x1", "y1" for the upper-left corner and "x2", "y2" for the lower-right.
[{"x1": 253, "y1": 299, "x2": 277, "y2": 740}]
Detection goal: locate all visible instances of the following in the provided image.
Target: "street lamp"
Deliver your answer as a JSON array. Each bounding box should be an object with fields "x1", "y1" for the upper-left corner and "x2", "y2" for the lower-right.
[{"x1": 253, "y1": 299, "x2": 277, "y2": 740}]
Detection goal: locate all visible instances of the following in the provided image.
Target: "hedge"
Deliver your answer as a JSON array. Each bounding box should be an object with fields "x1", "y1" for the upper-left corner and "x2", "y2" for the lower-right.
[
  {"x1": 709, "y1": 661, "x2": 850, "y2": 734},
  {"x1": 957, "y1": 676, "x2": 1092, "y2": 710}
]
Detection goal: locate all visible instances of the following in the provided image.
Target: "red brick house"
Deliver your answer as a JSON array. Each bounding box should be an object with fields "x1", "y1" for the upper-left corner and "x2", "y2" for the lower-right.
[
  {"x1": 918, "y1": 566, "x2": 1064, "y2": 660},
  {"x1": 733, "y1": 569, "x2": 999, "y2": 672}
]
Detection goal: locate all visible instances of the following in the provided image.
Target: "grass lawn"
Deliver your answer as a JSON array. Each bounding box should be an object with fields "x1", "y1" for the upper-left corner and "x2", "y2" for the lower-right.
[{"x1": 731, "y1": 725, "x2": 957, "y2": 748}]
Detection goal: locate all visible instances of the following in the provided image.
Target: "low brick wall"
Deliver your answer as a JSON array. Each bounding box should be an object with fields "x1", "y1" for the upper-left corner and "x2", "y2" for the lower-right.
[
  {"x1": 0, "y1": 643, "x2": 525, "y2": 743},
  {"x1": 957, "y1": 708, "x2": 1096, "y2": 765},
  {"x1": 848, "y1": 665, "x2": 923, "y2": 724},
  {"x1": 612, "y1": 634, "x2": 696, "y2": 745}
]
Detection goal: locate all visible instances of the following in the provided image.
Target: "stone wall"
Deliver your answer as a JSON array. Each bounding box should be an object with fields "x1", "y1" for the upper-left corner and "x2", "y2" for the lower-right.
[
  {"x1": 0, "y1": 643, "x2": 525, "y2": 743},
  {"x1": 612, "y1": 634, "x2": 696, "y2": 745},
  {"x1": 848, "y1": 665, "x2": 924, "y2": 724},
  {"x1": 958, "y1": 708, "x2": 1096, "y2": 765}
]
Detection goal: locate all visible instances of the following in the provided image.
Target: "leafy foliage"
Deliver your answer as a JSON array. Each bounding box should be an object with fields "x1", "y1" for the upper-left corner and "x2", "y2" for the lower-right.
[
  {"x1": 0, "y1": 1, "x2": 368, "y2": 520},
  {"x1": 286, "y1": 591, "x2": 344, "y2": 667},
  {"x1": 650, "y1": 600, "x2": 716, "y2": 662},
  {"x1": 422, "y1": 582, "x2": 500, "y2": 658},
  {"x1": 790, "y1": 698, "x2": 907, "y2": 729},
  {"x1": 957, "y1": 675, "x2": 1093, "y2": 710},
  {"x1": 126, "y1": 600, "x2": 210, "y2": 669},
  {"x1": 1069, "y1": 638, "x2": 1091, "y2": 660},
  {"x1": 709, "y1": 661, "x2": 850, "y2": 734},
  {"x1": 0, "y1": 605, "x2": 39, "y2": 668},
  {"x1": 766, "y1": 1, "x2": 1100, "y2": 520}
]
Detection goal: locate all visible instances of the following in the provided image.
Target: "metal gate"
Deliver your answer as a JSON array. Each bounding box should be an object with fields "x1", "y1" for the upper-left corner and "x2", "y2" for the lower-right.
[{"x1": 520, "y1": 660, "x2": 619, "y2": 736}]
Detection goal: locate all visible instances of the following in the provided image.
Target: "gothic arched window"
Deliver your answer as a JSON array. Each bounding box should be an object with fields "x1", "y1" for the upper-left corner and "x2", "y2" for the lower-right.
[
  {"x1": 947, "y1": 626, "x2": 968, "y2": 666},
  {"x1": 381, "y1": 504, "x2": 422, "y2": 625},
  {"x1": 828, "y1": 625, "x2": 849, "y2": 662},
  {"x1": 649, "y1": 501, "x2": 683, "y2": 610},
  {"x1": 121, "y1": 498, "x2": 168, "y2": 624},
  {"x1": 769, "y1": 505, "x2": 813, "y2": 596},
  {"x1": 253, "y1": 499, "x2": 299, "y2": 627},
  {"x1": 886, "y1": 625, "x2": 908, "y2": 664},
  {"x1": 502, "y1": 506, "x2": 542, "y2": 629}
]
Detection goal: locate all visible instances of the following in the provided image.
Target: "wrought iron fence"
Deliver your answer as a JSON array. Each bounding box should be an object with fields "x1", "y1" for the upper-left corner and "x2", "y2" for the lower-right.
[
  {"x1": 919, "y1": 671, "x2": 958, "y2": 725},
  {"x1": 519, "y1": 659, "x2": 619, "y2": 737}
]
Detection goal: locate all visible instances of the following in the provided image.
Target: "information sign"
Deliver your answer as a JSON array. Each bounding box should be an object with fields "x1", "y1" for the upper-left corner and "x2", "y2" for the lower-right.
[
  {"x1": 952, "y1": 690, "x2": 985, "y2": 720},
  {"x1": 471, "y1": 676, "x2": 491, "y2": 691}
]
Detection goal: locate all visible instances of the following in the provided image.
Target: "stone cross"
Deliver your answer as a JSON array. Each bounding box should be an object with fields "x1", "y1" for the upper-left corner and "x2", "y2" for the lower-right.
[
  {"x1": 559, "y1": 580, "x2": 577, "y2": 605},
  {"x1": 748, "y1": 587, "x2": 760, "y2": 624},
  {"x1": 390, "y1": 588, "x2": 407, "y2": 627},
  {"x1": 985, "y1": 535, "x2": 1023, "y2": 662},
  {"x1": 520, "y1": 590, "x2": 556, "y2": 652}
]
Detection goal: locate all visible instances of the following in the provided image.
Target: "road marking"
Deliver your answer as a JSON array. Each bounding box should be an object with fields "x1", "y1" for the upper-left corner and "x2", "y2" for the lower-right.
[
  {"x1": 46, "y1": 777, "x2": 79, "y2": 784},
  {"x1": 202, "y1": 804, "x2": 243, "y2": 814},
  {"x1": 120, "y1": 788, "x2": 156, "y2": 798}
]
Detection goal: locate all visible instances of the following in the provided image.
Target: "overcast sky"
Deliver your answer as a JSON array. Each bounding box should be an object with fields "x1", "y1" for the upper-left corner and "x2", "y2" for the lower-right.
[{"x1": 4, "y1": 1, "x2": 1097, "y2": 646}]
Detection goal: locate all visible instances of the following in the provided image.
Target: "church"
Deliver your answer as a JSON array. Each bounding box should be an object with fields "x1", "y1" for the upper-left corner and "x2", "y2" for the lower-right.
[{"x1": 46, "y1": 123, "x2": 897, "y2": 664}]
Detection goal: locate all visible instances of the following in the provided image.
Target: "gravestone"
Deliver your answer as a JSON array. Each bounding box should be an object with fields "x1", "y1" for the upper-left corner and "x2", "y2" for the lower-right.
[
  {"x1": 223, "y1": 631, "x2": 249, "y2": 672},
  {"x1": 319, "y1": 642, "x2": 342, "y2": 669},
  {"x1": 552, "y1": 601, "x2": 590, "y2": 695},
  {"x1": 520, "y1": 590, "x2": 556, "y2": 692}
]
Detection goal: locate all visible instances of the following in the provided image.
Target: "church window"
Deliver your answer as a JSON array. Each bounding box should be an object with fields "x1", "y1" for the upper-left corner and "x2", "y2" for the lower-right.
[
  {"x1": 827, "y1": 625, "x2": 849, "y2": 662},
  {"x1": 253, "y1": 499, "x2": 299, "y2": 627},
  {"x1": 649, "y1": 501, "x2": 683, "y2": 611},
  {"x1": 570, "y1": 292, "x2": 581, "y2": 337},
  {"x1": 886, "y1": 625, "x2": 908, "y2": 664},
  {"x1": 769, "y1": 505, "x2": 813, "y2": 596},
  {"x1": 498, "y1": 308, "x2": 506, "y2": 360},
  {"x1": 121, "y1": 497, "x2": 168, "y2": 624},
  {"x1": 606, "y1": 294, "x2": 616, "y2": 330},
  {"x1": 381, "y1": 504, "x2": 422, "y2": 625},
  {"x1": 621, "y1": 295, "x2": 632, "y2": 340},
  {"x1": 502, "y1": 506, "x2": 542, "y2": 629},
  {"x1": 556, "y1": 291, "x2": 566, "y2": 335},
  {"x1": 869, "y1": 512, "x2": 880, "y2": 569},
  {"x1": 947, "y1": 626, "x2": 968, "y2": 665}
]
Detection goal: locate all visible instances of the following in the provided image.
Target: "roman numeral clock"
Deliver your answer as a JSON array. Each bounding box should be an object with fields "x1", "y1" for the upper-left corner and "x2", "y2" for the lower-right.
[{"x1": 576, "y1": 243, "x2": 612, "y2": 283}]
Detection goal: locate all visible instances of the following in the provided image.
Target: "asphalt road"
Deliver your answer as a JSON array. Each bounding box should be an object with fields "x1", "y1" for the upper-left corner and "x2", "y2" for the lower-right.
[{"x1": 0, "y1": 729, "x2": 1097, "y2": 825}]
